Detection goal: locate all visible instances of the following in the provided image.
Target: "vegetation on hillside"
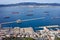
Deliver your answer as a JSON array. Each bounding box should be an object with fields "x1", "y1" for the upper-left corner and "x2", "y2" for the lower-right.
[{"x1": 2, "y1": 37, "x2": 35, "y2": 40}]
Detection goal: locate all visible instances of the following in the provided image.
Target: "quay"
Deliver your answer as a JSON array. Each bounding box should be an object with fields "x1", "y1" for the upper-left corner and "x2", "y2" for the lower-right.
[{"x1": 38, "y1": 25, "x2": 59, "y2": 28}]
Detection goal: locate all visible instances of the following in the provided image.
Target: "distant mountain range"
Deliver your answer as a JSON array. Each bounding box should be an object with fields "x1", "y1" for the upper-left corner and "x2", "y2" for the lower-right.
[{"x1": 0, "y1": 2, "x2": 60, "y2": 7}]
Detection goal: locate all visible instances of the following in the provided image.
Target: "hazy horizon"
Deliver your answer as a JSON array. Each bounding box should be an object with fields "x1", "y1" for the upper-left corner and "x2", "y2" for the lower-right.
[{"x1": 0, "y1": 0, "x2": 60, "y2": 4}]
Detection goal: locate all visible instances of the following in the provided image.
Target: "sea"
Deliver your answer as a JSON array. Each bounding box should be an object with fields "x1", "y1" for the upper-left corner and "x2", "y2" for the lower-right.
[{"x1": 0, "y1": 6, "x2": 60, "y2": 31}]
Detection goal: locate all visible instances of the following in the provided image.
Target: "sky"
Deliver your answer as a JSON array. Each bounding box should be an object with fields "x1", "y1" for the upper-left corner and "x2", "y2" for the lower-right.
[{"x1": 0, "y1": 0, "x2": 60, "y2": 4}]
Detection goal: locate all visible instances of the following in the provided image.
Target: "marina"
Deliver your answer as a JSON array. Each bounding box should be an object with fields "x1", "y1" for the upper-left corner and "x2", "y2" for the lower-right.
[{"x1": 35, "y1": 25, "x2": 60, "y2": 31}]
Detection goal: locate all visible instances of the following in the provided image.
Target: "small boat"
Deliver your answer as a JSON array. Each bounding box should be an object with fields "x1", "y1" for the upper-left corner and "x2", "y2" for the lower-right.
[
  {"x1": 4, "y1": 16, "x2": 10, "y2": 19},
  {"x1": 44, "y1": 11, "x2": 49, "y2": 13},
  {"x1": 26, "y1": 14, "x2": 33, "y2": 16},
  {"x1": 16, "y1": 19, "x2": 22, "y2": 23},
  {"x1": 12, "y1": 12, "x2": 19, "y2": 14}
]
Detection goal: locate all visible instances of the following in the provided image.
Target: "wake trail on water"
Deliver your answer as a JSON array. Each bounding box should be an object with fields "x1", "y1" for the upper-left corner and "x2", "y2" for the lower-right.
[{"x1": 0, "y1": 17, "x2": 45, "y2": 24}]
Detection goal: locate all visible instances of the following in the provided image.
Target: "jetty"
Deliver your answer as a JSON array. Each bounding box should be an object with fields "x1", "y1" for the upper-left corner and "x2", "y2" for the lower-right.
[{"x1": 38, "y1": 25, "x2": 59, "y2": 28}]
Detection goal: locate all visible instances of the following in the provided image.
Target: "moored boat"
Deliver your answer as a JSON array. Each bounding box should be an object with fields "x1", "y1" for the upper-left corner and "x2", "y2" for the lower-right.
[
  {"x1": 26, "y1": 14, "x2": 33, "y2": 16},
  {"x1": 4, "y1": 16, "x2": 10, "y2": 19},
  {"x1": 12, "y1": 12, "x2": 19, "y2": 14},
  {"x1": 44, "y1": 11, "x2": 49, "y2": 13}
]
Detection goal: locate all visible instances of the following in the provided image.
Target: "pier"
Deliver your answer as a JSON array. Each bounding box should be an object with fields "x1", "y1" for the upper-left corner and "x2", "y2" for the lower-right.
[{"x1": 38, "y1": 25, "x2": 59, "y2": 28}]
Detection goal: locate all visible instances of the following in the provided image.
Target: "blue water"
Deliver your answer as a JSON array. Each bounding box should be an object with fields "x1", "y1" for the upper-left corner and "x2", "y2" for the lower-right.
[{"x1": 0, "y1": 6, "x2": 60, "y2": 30}]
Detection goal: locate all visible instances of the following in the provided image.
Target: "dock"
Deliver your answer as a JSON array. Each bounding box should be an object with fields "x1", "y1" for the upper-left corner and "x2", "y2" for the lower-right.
[{"x1": 38, "y1": 25, "x2": 59, "y2": 28}]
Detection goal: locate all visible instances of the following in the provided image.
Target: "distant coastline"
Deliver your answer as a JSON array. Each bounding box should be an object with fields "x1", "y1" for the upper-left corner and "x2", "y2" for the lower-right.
[{"x1": 0, "y1": 2, "x2": 60, "y2": 7}]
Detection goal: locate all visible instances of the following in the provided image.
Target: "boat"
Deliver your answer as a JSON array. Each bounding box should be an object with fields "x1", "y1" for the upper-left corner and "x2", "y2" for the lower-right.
[
  {"x1": 44, "y1": 11, "x2": 49, "y2": 13},
  {"x1": 16, "y1": 19, "x2": 22, "y2": 23},
  {"x1": 12, "y1": 12, "x2": 19, "y2": 14},
  {"x1": 26, "y1": 14, "x2": 33, "y2": 16},
  {"x1": 4, "y1": 16, "x2": 10, "y2": 19}
]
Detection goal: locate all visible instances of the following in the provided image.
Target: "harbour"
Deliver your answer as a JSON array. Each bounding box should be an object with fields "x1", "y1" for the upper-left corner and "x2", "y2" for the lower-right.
[
  {"x1": 0, "y1": 0, "x2": 60, "y2": 40},
  {"x1": 0, "y1": 5, "x2": 60, "y2": 31}
]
